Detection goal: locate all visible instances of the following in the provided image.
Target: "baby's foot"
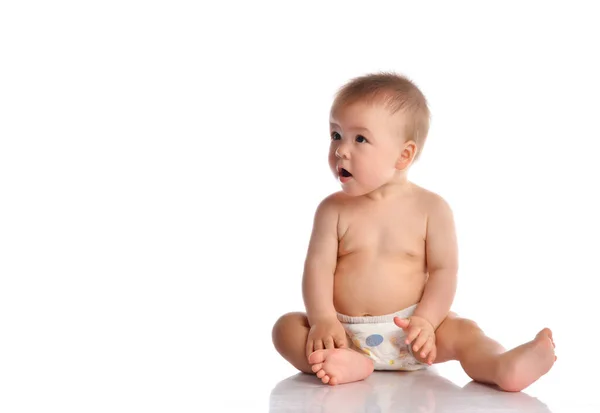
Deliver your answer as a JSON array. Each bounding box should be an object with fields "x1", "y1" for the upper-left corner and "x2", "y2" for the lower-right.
[
  {"x1": 495, "y1": 328, "x2": 556, "y2": 392},
  {"x1": 308, "y1": 348, "x2": 374, "y2": 385}
]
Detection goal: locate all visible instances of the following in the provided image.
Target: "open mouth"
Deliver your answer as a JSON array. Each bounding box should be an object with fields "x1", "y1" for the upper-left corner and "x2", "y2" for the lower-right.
[{"x1": 340, "y1": 168, "x2": 353, "y2": 178}]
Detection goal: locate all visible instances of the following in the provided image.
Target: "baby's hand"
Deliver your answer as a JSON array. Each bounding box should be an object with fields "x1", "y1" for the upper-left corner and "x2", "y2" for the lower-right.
[
  {"x1": 394, "y1": 315, "x2": 436, "y2": 365},
  {"x1": 306, "y1": 318, "x2": 348, "y2": 359}
]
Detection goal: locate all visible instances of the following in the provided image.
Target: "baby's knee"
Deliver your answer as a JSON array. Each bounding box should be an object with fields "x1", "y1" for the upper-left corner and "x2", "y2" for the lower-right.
[
  {"x1": 437, "y1": 316, "x2": 482, "y2": 346},
  {"x1": 273, "y1": 312, "x2": 308, "y2": 331},
  {"x1": 456, "y1": 318, "x2": 481, "y2": 334},
  {"x1": 272, "y1": 312, "x2": 308, "y2": 347}
]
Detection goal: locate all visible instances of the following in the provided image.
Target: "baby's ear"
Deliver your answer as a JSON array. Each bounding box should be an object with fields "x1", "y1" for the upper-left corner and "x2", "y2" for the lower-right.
[{"x1": 396, "y1": 140, "x2": 417, "y2": 170}]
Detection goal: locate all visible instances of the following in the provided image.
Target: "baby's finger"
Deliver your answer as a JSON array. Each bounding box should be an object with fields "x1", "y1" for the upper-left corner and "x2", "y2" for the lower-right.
[
  {"x1": 324, "y1": 337, "x2": 335, "y2": 350},
  {"x1": 334, "y1": 336, "x2": 347, "y2": 348},
  {"x1": 428, "y1": 345, "x2": 437, "y2": 365},
  {"x1": 394, "y1": 317, "x2": 410, "y2": 330},
  {"x1": 412, "y1": 332, "x2": 429, "y2": 353},
  {"x1": 405, "y1": 327, "x2": 421, "y2": 345},
  {"x1": 305, "y1": 340, "x2": 314, "y2": 358},
  {"x1": 419, "y1": 336, "x2": 434, "y2": 359}
]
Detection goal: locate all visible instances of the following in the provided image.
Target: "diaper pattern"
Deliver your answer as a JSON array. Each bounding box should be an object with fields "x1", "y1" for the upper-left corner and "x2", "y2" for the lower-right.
[{"x1": 338, "y1": 305, "x2": 429, "y2": 371}]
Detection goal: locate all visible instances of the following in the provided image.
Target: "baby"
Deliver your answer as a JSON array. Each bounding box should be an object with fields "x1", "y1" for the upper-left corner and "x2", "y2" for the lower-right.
[{"x1": 272, "y1": 73, "x2": 556, "y2": 391}]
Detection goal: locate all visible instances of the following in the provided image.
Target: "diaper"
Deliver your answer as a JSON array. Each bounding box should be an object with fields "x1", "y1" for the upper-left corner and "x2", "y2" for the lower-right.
[{"x1": 337, "y1": 304, "x2": 429, "y2": 371}]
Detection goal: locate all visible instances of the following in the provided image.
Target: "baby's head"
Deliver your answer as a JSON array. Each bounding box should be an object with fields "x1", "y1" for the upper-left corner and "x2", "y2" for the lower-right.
[{"x1": 328, "y1": 72, "x2": 430, "y2": 196}]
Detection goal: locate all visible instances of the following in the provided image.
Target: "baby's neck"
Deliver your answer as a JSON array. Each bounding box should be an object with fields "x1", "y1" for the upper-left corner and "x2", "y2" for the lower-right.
[{"x1": 365, "y1": 173, "x2": 412, "y2": 201}]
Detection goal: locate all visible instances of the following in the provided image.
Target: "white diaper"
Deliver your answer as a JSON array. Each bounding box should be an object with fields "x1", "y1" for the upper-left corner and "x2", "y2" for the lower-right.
[{"x1": 337, "y1": 304, "x2": 429, "y2": 371}]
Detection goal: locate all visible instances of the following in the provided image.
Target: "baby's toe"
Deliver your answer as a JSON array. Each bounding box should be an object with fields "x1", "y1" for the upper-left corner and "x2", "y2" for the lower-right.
[
  {"x1": 311, "y1": 363, "x2": 323, "y2": 373},
  {"x1": 536, "y1": 328, "x2": 552, "y2": 341},
  {"x1": 308, "y1": 350, "x2": 327, "y2": 364}
]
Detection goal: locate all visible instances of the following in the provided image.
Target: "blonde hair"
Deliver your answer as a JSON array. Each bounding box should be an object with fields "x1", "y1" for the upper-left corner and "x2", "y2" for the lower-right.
[{"x1": 331, "y1": 72, "x2": 431, "y2": 160}]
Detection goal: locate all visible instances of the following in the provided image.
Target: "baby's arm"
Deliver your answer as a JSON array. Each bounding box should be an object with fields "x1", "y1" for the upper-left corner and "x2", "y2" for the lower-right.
[
  {"x1": 413, "y1": 194, "x2": 459, "y2": 330},
  {"x1": 302, "y1": 195, "x2": 347, "y2": 355}
]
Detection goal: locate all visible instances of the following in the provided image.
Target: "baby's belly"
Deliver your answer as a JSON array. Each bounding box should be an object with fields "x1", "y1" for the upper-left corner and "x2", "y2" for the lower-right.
[{"x1": 333, "y1": 253, "x2": 427, "y2": 317}]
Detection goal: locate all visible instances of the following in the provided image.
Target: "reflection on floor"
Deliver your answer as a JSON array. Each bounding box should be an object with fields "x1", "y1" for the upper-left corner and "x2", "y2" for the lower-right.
[{"x1": 270, "y1": 369, "x2": 552, "y2": 413}]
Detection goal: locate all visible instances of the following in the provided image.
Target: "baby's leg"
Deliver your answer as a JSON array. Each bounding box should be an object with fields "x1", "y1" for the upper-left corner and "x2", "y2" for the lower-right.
[
  {"x1": 427, "y1": 314, "x2": 556, "y2": 392},
  {"x1": 272, "y1": 312, "x2": 314, "y2": 373},
  {"x1": 272, "y1": 312, "x2": 374, "y2": 385}
]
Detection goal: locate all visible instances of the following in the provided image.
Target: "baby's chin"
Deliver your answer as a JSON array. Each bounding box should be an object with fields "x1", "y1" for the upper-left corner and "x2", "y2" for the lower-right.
[
  {"x1": 338, "y1": 178, "x2": 395, "y2": 197},
  {"x1": 338, "y1": 181, "x2": 373, "y2": 197}
]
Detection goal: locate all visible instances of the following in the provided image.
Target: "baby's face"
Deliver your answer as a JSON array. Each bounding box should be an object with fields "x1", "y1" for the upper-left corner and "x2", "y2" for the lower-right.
[{"x1": 329, "y1": 101, "x2": 408, "y2": 196}]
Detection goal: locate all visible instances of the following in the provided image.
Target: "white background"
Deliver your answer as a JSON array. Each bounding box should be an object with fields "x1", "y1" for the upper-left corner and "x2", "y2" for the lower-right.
[{"x1": 1, "y1": 1, "x2": 599, "y2": 412}]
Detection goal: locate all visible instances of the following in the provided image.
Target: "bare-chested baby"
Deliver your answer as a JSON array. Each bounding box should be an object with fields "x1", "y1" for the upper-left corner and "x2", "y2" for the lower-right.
[{"x1": 272, "y1": 73, "x2": 556, "y2": 391}]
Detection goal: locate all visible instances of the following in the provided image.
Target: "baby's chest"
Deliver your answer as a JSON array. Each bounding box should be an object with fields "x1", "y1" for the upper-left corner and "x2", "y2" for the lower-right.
[{"x1": 338, "y1": 214, "x2": 425, "y2": 256}]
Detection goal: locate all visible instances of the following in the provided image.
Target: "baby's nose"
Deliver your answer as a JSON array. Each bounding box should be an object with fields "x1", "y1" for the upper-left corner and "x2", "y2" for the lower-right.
[{"x1": 335, "y1": 145, "x2": 350, "y2": 159}]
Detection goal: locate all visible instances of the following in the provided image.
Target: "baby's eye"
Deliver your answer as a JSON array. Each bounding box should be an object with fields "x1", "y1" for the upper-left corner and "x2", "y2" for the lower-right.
[
  {"x1": 331, "y1": 131, "x2": 341, "y2": 140},
  {"x1": 356, "y1": 135, "x2": 368, "y2": 143}
]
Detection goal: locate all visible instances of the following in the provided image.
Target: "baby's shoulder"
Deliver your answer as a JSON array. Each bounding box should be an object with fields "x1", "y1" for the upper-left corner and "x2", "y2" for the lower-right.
[
  {"x1": 312, "y1": 191, "x2": 361, "y2": 220},
  {"x1": 315, "y1": 191, "x2": 352, "y2": 212},
  {"x1": 410, "y1": 184, "x2": 452, "y2": 213}
]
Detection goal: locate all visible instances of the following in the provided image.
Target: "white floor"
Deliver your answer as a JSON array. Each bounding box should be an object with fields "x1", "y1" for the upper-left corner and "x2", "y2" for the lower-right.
[
  {"x1": 271, "y1": 370, "x2": 549, "y2": 413},
  {"x1": 267, "y1": 360, "x2": 599, "y2": 413}
]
